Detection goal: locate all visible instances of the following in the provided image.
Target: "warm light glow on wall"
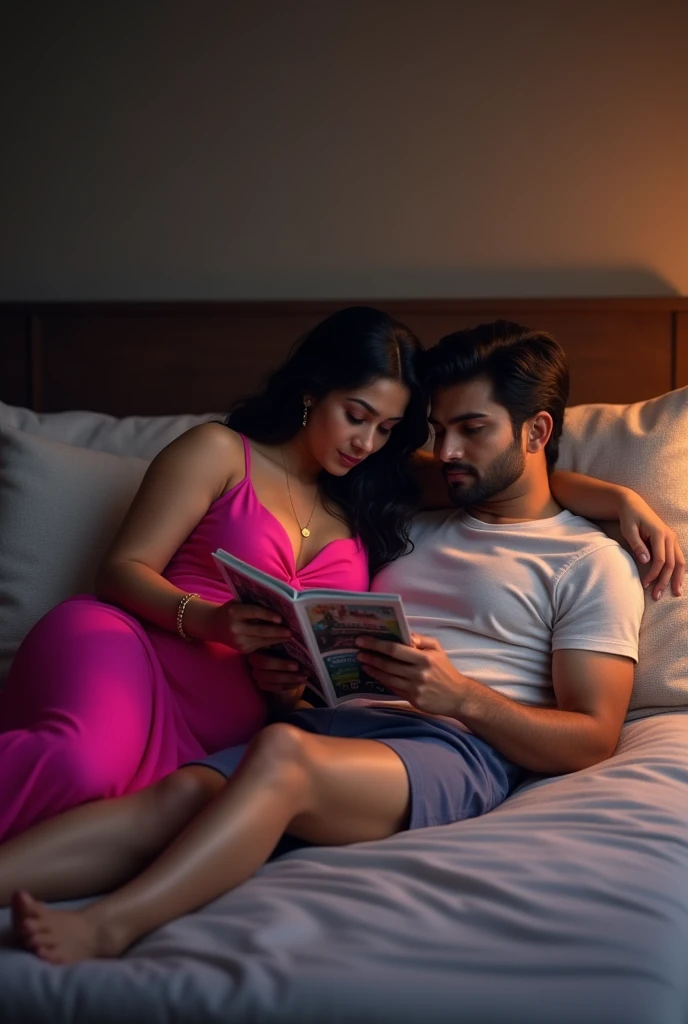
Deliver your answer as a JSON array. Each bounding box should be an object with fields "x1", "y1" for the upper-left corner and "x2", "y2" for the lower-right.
[{"x1": 0, "y1": 3, "x2": 686, "y2": 299}]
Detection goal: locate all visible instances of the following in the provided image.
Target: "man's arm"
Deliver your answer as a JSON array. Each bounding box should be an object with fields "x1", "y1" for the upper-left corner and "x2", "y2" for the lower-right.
[
  {"x1": 446, "y1": 648, "x2": 633, "y2": 773},
  {"x1": 550, "y1": 470, "x2": 685, "y2": 599},
  {"x1": 355, "y1": 637, "x2": 634, "y2": 775},
  {"x1": 414, "y1": 456, "x2": 684, "y2": 593}
]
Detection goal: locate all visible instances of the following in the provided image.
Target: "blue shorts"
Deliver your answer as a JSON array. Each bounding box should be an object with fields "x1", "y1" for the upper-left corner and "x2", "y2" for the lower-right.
[{"x1": 189, "y1": 706, "x2": 523, "y2": 831}]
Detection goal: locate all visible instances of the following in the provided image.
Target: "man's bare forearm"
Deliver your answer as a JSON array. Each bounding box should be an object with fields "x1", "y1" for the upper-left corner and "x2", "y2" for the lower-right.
[
  {"x1": 452, "y1": 678, "x2": 614, "y2": 774},
  {"x1": 549, "y1": 470, "x2": 628, "y2": 521}
]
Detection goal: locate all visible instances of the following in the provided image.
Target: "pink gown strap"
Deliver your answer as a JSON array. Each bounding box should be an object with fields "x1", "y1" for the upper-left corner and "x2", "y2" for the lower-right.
[{"x1": 237, "y1": 432, "x2": 251, "y2": 479}]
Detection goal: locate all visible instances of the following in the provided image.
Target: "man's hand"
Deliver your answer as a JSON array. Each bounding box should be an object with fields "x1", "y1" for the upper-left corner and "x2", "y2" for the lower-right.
[
  {"x1": 617, "y1": 490, "x2": 685, "y2": 600},
  {"x1": 549, "y1": 470, "x2": 685, "y2": 601},
  {"x1": 356, "y1": 633, "x2": 469, "y2": 717}
]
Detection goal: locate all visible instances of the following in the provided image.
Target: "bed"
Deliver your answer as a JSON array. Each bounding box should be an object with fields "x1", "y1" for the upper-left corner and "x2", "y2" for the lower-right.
[
  {"x1": 2, "y1": 713, "x2": 688, "y2": 1023},
  {"x1": 1, "y1": 298, "x2": 687, "y2": 1023}
]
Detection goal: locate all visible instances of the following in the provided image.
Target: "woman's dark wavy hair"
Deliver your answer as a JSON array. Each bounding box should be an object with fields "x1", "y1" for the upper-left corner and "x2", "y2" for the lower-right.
[
  {"x1": 226, "y1": 306, "x2": 429, "y2": 575},
  {"x1": 424, "y1": 320, "x2": 569, "y2": 471}
]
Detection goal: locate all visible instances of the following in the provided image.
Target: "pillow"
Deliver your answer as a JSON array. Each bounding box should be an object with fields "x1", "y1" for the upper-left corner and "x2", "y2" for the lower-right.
[
  {"x1": 0, "y1": 426, "x2": 149, "y2": 685},
  {"x1": 558, "y1": 386, "x2": 688, "y2": 719},
  {"x1": 0, "y1": 400, "x2": 220, "y2": 458}
]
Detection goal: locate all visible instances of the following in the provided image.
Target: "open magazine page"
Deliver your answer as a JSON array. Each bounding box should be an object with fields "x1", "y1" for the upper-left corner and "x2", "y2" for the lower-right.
[
  {"x1": 216, "y1": 562, "x2": 326, "y2": 699},
  {"x1": 298, "y1": 596, "x2": 411, "y2": 704}
]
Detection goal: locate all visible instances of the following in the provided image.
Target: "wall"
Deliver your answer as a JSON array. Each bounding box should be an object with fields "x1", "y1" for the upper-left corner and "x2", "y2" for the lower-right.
[{"x1": 1, "y1": 0, "x2": 687, "y2": 300}]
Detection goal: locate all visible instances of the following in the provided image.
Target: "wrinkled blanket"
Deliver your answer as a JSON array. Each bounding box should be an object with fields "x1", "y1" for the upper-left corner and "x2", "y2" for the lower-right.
[{"x1": 2, "y1": 712, "x2": 688, "y2": 1024}]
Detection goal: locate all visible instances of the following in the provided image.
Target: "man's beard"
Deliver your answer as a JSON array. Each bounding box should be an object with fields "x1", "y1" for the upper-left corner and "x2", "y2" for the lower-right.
[{"x1": 442, "y1": 439, "x2": 526, "y2": 508}]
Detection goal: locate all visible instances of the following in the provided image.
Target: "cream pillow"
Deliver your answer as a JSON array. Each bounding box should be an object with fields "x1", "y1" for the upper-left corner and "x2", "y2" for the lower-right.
[
  {"x1": 0, "y1": 426, "x2": 149, "y2": 685},
  {"x1": 0, "y1": 400, "x2": 220, "y2": 458},
  {"x1": 558, "y1": 387, "x2": 688, "y2": 719}
]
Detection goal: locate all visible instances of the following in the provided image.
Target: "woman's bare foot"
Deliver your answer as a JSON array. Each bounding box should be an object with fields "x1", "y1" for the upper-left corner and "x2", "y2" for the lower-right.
[{"x1": 11, "y1": 891, "x2": 128, "y2": 963}]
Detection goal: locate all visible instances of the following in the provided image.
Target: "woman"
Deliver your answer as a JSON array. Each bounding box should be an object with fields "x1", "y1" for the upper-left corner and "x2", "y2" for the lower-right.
[{"x1": 0, "y1": 305, "x2": 429, "y2": 842}]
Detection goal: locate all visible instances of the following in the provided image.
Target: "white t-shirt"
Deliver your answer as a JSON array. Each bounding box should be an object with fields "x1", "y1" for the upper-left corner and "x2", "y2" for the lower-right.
[{"x1": 369, "y1": 509, "x2": 644, "y2": 709}]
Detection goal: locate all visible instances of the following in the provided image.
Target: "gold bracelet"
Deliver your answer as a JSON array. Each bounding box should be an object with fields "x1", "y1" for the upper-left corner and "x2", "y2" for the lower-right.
[{"x1": 176, "y1": 593, "x2": 200, "y2": 641}]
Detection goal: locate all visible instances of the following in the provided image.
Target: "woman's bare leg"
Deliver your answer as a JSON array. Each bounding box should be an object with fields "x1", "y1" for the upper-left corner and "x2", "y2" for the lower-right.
[
  {"x1": 0, "y1": 767, "x2": 224, "y2": 905},
  {"x1": 12, "y1": 723, "x2": 410, "y2": 963}
]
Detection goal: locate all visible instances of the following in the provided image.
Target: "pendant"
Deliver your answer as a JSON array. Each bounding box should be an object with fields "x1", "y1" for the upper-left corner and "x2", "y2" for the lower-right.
[{"x1": 301, "y1": 527, "x2": 311, "y2": 538}]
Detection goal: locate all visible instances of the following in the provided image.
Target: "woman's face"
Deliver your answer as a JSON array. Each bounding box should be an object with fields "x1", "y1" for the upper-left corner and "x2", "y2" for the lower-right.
[{"x1": 305, "y1": 377, "x2": 411, "y2": 476}]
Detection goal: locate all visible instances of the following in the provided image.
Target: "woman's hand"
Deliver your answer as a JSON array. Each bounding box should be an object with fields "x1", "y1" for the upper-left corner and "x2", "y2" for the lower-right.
[
  {"x1": 247, "y1": 652, "x2": 308, "y2": 715},
  {"x1": 247, "y1": 651, "x2": 307, "y2": 692},
  {"x1": 618, "y1": 492, "x2": 685, "y2": 600},
  {"x1": 206, "y1": 601, "x2": 292, "y2": 653}
]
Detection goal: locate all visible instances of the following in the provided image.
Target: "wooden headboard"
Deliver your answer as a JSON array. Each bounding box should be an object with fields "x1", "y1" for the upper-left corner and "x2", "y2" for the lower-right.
[{"x1": 1, "y1": 298, "x2": 687, "y2": 416}]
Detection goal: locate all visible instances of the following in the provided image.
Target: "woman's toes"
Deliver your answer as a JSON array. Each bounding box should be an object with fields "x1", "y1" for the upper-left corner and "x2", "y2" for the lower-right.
[
  {"x1": 11, "y1": 890, "x2": 126, "y2": 963},
  {"x1": 12, "y1": 889, "x2": 41, "y2": 919},
  {"x1": 36, "y1": 943, "x2": 64, "y2": 965},
  {"x1": 11, "y1": 889, "x2": 45, "y2": 942},
  {"x1": 25, "y1": 927, "x2": 52, "y2": 952}
]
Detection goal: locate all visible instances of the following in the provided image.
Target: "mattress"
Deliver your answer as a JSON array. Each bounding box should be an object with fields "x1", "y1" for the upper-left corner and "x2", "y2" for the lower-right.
[{"x1": 2, "y1": 711, "x2": 688, "y2": 1024}]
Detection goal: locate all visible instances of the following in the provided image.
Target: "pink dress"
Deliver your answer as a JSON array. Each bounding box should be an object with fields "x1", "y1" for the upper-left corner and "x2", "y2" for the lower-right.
[{"x1": 0, "y1": 435, "x2": 368, "y2": 841}]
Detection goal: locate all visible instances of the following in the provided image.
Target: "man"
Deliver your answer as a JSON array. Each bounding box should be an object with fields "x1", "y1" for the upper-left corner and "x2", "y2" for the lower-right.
[
  {"x1": 352, "y1": 320, "x2": 645, "y2": 776},
  {"x1": 256, "y1": 318, "x2": 644, "y2": 781},
  {"x1": 10, "y1": 321, "x2": 644, "y2": 962}
]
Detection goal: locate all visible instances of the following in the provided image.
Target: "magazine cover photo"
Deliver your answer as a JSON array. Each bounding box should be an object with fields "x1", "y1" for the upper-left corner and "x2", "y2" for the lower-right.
[{"x1": 305, "y1": 601, "x2": 407, "y2": 700}]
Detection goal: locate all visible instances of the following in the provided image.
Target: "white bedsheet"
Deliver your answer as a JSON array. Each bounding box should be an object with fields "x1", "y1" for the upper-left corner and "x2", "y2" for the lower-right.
[{"x1": 2, "y1": 712, "x2": 688, "y2": 1024}]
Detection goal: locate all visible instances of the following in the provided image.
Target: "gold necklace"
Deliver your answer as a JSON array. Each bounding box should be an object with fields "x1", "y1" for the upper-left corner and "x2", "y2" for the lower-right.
[{"x1": 280, "y1": 449, "x2": 319, "y2": 538}]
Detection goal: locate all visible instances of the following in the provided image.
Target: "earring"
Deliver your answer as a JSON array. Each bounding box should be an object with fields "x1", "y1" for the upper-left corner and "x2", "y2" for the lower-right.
[{"x1": 302, "y1": 401, "x2": 311, "y2": 427}]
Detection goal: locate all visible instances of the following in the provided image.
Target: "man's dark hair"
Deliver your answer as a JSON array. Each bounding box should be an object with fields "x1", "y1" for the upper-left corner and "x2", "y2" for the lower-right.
[{"x1": 424, "y1": 320, "x2": 570, "y2": 471}]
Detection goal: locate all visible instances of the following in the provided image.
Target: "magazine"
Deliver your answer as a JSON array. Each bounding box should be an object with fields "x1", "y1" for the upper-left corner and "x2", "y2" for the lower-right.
[{"x1": 212, "y1": 548, "x2": 413, "y2": 706}]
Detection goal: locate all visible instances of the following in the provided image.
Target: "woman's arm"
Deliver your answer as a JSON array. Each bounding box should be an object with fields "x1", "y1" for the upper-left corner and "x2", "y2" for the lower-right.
[
  {"x1": 96, "y1": 424, "x2": 230, "y2": 638},
  {"x1": 550, "y1": 470, "x2": 685, "y2": 599},
  {"x1": 96, "y1": 424, "x2": 290, "y2": 648}
]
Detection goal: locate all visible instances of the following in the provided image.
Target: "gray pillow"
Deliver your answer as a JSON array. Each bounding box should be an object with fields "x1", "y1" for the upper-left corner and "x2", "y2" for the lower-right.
[
  {"x1": 0, "y1": 400, "x2": 221, "y2": 459},
  {"x1": 558, "y1": 387, "x2": 688, "y2": 719},
  {"x1": 0, "y1": 426, "x2": 149, "y2": 685}
]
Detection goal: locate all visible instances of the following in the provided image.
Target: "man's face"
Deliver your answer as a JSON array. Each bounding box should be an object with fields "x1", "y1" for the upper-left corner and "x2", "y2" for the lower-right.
[{"x1": 429, "y1": 377, "x2": 526, "y2": 507}]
